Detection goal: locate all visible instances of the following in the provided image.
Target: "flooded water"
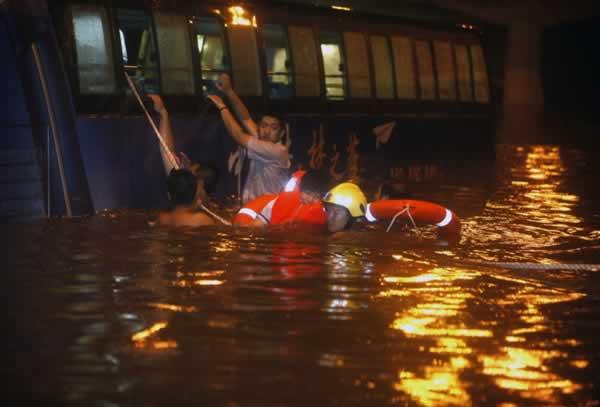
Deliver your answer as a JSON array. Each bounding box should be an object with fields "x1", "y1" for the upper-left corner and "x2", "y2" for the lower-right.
[{"x1": 5, "y1": 145, "x2": 600, "y2": 406}]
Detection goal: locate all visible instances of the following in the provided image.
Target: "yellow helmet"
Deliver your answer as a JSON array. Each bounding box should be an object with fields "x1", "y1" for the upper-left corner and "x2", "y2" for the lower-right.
[{"x1": 323, "y1": 182, "x2": 367, "y2": 218}]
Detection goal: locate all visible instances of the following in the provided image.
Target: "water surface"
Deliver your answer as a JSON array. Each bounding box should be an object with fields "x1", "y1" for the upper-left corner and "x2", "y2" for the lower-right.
[{"x1": 5, "y1": 145, "x2": 600, "y2": 406}]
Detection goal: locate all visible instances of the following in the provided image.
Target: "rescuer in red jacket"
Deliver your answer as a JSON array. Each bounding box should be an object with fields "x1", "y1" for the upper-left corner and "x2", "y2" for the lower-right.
[{"x1": 233, "y1": 170, "x2": 367, "y2": 233}]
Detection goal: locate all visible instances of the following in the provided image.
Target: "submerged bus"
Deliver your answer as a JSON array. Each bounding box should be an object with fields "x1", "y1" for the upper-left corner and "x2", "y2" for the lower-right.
[{"x1": 1, "y1": 0, "x2": 494, "y2": 218}]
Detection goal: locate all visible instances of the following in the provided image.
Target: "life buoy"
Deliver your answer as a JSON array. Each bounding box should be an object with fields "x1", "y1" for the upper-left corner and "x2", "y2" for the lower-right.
[
  {"x1": 233, "y1": 194, "x2": 277, "y2": 225},
  {"x1": 365, "y1": 199, "x2": 461, "y2": 239}
]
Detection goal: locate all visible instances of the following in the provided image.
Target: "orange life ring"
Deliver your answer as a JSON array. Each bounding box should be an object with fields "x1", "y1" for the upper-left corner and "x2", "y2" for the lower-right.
[
  {"x1": 365, "y1": 199, "x2": 461, "y2": 239},
  {"x1": 233, "y1": 194, "x2": 277, "y2": 225}
]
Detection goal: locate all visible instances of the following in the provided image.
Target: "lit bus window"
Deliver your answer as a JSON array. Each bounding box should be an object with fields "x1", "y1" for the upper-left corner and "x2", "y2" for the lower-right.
[
  {"x1": 261, "y1": 24, "x2": 293, "y2": 98},
  {"x1": 343, "y1": 32, "x2": 371, "y2": 98},
  {"x1": 154, "y1": 13, "x2": 194, "y2": 94},
  {"x1": 116, "y1": 9, "x2": 160, "y2": 93},
  {"x1": 319, "y1": 31, "x2": 346, "y2": 100},
  {"x1": 288, "y1": 25, "x2": 320, "y2": 97},
  {"x1": 71, "y1": 4, "x2": 116, "y2": 94},
  {"x1": 415, "y1": 40, "x2": 436, "y2": 100},
  {"x1": 227, "y1": 25, "x2": 262, "y2": 96},
  {"x1": 370, "y1": 35, "x2": 395, "y2": 99},
  {"x1": 454, "y1": 44, "x2": 473, "y2": 102},
  {"x1": 433, "y1": 40, "x2": 456, "y2": 101},
  {"x1": 470, "y1": 44, "x2": 490, "y2": 103},
  {"x1": 193, "y1": 17, "x2": 230, "y2": 93},
  {"x1": 390, "y1": 36, "x2": 416, "y2": 99}
]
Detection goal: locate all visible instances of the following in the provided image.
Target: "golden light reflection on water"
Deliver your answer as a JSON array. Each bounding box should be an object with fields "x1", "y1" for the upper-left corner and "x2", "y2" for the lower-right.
[
  {"x1": 498, "y1": 146, "x2": 584, "y2": 248},
  {"x1": 194, "y1": 279, "x2": 225, "y2": 286},
  {"x1": 131, "y1": 322, "x2": 167, "y2": 342},
  {"x1": 173, "y1": 270, "x2": 226, "y2": 287},
  {"x1": 479, "y1": 347, "x2": 581, "y2": 399},
  {"x1": 131, "y1": 322, "x2": 178, "y2": 351},
  {"x1": 148, "y1": 303, "x2": 198, "y2": 313},
  {"x1": 211, "y1": 238, "x2": 237, "y2": 253},
  {"x1": 386, "y1": 267, "x2": 485, "y2": 405},
  {"x1": 381, "y1": 255, "x2": 589, "y2": 405},
  {"x1": 394, "y1": 360, "x2": 470, "y2": 406}
]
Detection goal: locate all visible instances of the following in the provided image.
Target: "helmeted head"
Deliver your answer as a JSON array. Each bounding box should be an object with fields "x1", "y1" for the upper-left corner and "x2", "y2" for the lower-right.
[
  {"x1": 322, "y1": 182, "x2": 367, "y2": 232},
  {"x1": 258, "y1": 115, "x2": 285, "y2": 144}
]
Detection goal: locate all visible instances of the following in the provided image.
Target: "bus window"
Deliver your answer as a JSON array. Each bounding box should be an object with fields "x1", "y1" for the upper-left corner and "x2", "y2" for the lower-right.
[
  {"x1": 154, "y1": 13, "x2": 194, "y2": 94},
  {"x1": 320, "y1": 31, "x2": 346, "y2": 100},
  {"x1": 415, "y1": 40, "x2": 436, "y2": 100},
  {"x1": 370, "y1": 35, "x2": 395, "y2": 99},
  {"x1": 343, "y1": 32, "x2": 371, "y2": 98},
  {"x1": 390, "y1": 36, "x2": 416, "y2": 99},
  {"x1": 433, "y1": 40, "x2": 456, "y2": 101},
  {"x1": 288, "y1": 25, "x2": 320, "y2": 97},
  {"x1": 261, "y1": 24, "x2": 293, "y2": 98},
  {"x1": 470, "y1": 44, "x2": 490, "y2": 103},
  {"x1": 71, "y1": 4, "x2": 116, "y2": 94},
  {"x1": 116, "y1": 9, "x2": 160, "y2": 92},
  {"x1": 227, "y1": 25, "x2": 262, "y2": 96},
  {"x1": 454, "y1": 44, "x2": 473, "y2": 102},
  {"x1": 193, "y1": 17, "x2": 230, "y2": 93}
]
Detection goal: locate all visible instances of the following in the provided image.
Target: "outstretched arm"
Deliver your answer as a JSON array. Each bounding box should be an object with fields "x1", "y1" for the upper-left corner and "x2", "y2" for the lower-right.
[
  {"x1": 149, "y1": 94, "x2": 177, "y2": 175},
  {"x1": 216, "y1": 73, "x2": 258, "y2": 137},
  {"x1": 207, "y1": 94, "x2": 252, "y2": 147}
]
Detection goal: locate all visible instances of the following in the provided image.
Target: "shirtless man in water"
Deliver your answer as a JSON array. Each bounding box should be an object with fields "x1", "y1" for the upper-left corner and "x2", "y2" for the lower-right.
[{"x1": 149, "y1": 94, "x2": 216, "y2": 227}]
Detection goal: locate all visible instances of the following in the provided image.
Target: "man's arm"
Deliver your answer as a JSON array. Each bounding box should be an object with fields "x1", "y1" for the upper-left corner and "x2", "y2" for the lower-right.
[
  {"x1": 149, "y1": 94, "x2": 177, "y2": 175},
  {"x1": 207, "y1": 94, "x2": 252, "y2": 147},
  {"x1": 216, "y1": 74, "x2": 258, "y2": 137}
]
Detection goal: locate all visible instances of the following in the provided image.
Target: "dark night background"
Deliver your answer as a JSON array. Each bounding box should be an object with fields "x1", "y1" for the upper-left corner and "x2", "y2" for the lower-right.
[{"x1": 543, "y1": 17, "x2": 599, "y2": 121}]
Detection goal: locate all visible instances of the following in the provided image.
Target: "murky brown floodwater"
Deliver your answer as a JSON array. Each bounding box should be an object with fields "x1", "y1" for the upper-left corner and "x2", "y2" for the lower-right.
[{"x1": 5, "y1": 145, "x2": 600, "y2": 406}]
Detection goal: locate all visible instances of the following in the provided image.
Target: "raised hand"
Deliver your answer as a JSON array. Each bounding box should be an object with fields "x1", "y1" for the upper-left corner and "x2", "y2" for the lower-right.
[
  {"x1": 206, "y1": 94, "x2": 226, "y2": 110},
  {"x1": 216, "y1": 73, "x2": 232, "y2": 93}
]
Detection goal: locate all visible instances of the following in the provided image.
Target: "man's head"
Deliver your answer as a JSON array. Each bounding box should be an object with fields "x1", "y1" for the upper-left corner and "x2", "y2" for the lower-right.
[
  {"x1": 322, "y1": 182, "x2": 367, "y2": 232},
  {"x1": 167, "y1": 164, "x2": 218, "y2": 207},
  {"x1": 258, "y1": 115, "x2": 285, "y2": 144},
  {"x1": 167, "y1": 169, "x2": 197, "y2": 207},
  {"x1": 191, "y1": 163, "x2": 218, "y2": 195},
  {"x1": 299, "y1": 170, "x2": 330, "y2": 204}
]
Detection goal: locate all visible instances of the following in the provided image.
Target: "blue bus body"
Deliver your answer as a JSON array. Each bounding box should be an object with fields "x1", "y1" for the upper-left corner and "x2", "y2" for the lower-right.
[{"x1": 1, "y1": 0, "x2": 494, "y2": 218}]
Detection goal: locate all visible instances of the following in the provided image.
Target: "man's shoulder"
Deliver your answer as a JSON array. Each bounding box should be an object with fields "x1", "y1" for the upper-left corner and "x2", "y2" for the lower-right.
[{"x1": 158, "y1": 208, "x2": 215, "y2": 227}]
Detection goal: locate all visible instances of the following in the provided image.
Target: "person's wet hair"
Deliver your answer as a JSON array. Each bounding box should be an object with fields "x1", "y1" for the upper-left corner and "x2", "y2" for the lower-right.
[
  {"x1": 193, "y1": 163, "x2": 218, "y2": 194},
  {"x1": 167, "y1": 169, "x2": 197, "y2": 207},
  {"x1": 300, "y1": 169, "x2": 331, "y2": 199}
]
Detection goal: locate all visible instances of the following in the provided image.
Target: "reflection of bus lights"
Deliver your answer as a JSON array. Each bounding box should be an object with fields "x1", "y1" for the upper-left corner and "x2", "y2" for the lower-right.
[
  {"x1": 331, "y1": 5, "x2": 352, "y2": 11},
  {"x1": 228, "y1": 6, "x2": 257, "y2": 27}
]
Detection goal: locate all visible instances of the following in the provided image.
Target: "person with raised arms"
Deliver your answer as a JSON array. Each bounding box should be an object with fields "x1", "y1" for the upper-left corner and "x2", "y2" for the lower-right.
[
  {"x1": 206, "y1": 73, "x2": 290, "y2": 203},
  {"x1": 149, "y1": 94, "x2": 219, "y2": 227}
]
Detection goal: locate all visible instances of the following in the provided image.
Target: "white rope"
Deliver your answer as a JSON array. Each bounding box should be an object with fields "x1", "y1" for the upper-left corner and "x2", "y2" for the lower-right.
[
  {"x1": 124, "y1": 72, "x2": 180, "y2": 170},
  {"x1": 385, "y1": 206, "x2": 420, "y2": 234},
  {"x1": 476, "y1": 262, "x2": 600, "y2": 272},
  {"x1": 125, "y1": 73, "x2": 234, "y2": 226},
  {"x1": 200, "y1": 204, "x2": 232, "y2": 226}
]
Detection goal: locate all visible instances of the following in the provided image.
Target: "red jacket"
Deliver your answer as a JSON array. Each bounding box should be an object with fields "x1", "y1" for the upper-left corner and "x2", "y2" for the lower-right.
[{"x1": 233, "y1": 171, "x2": 327, "y2": 231}]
